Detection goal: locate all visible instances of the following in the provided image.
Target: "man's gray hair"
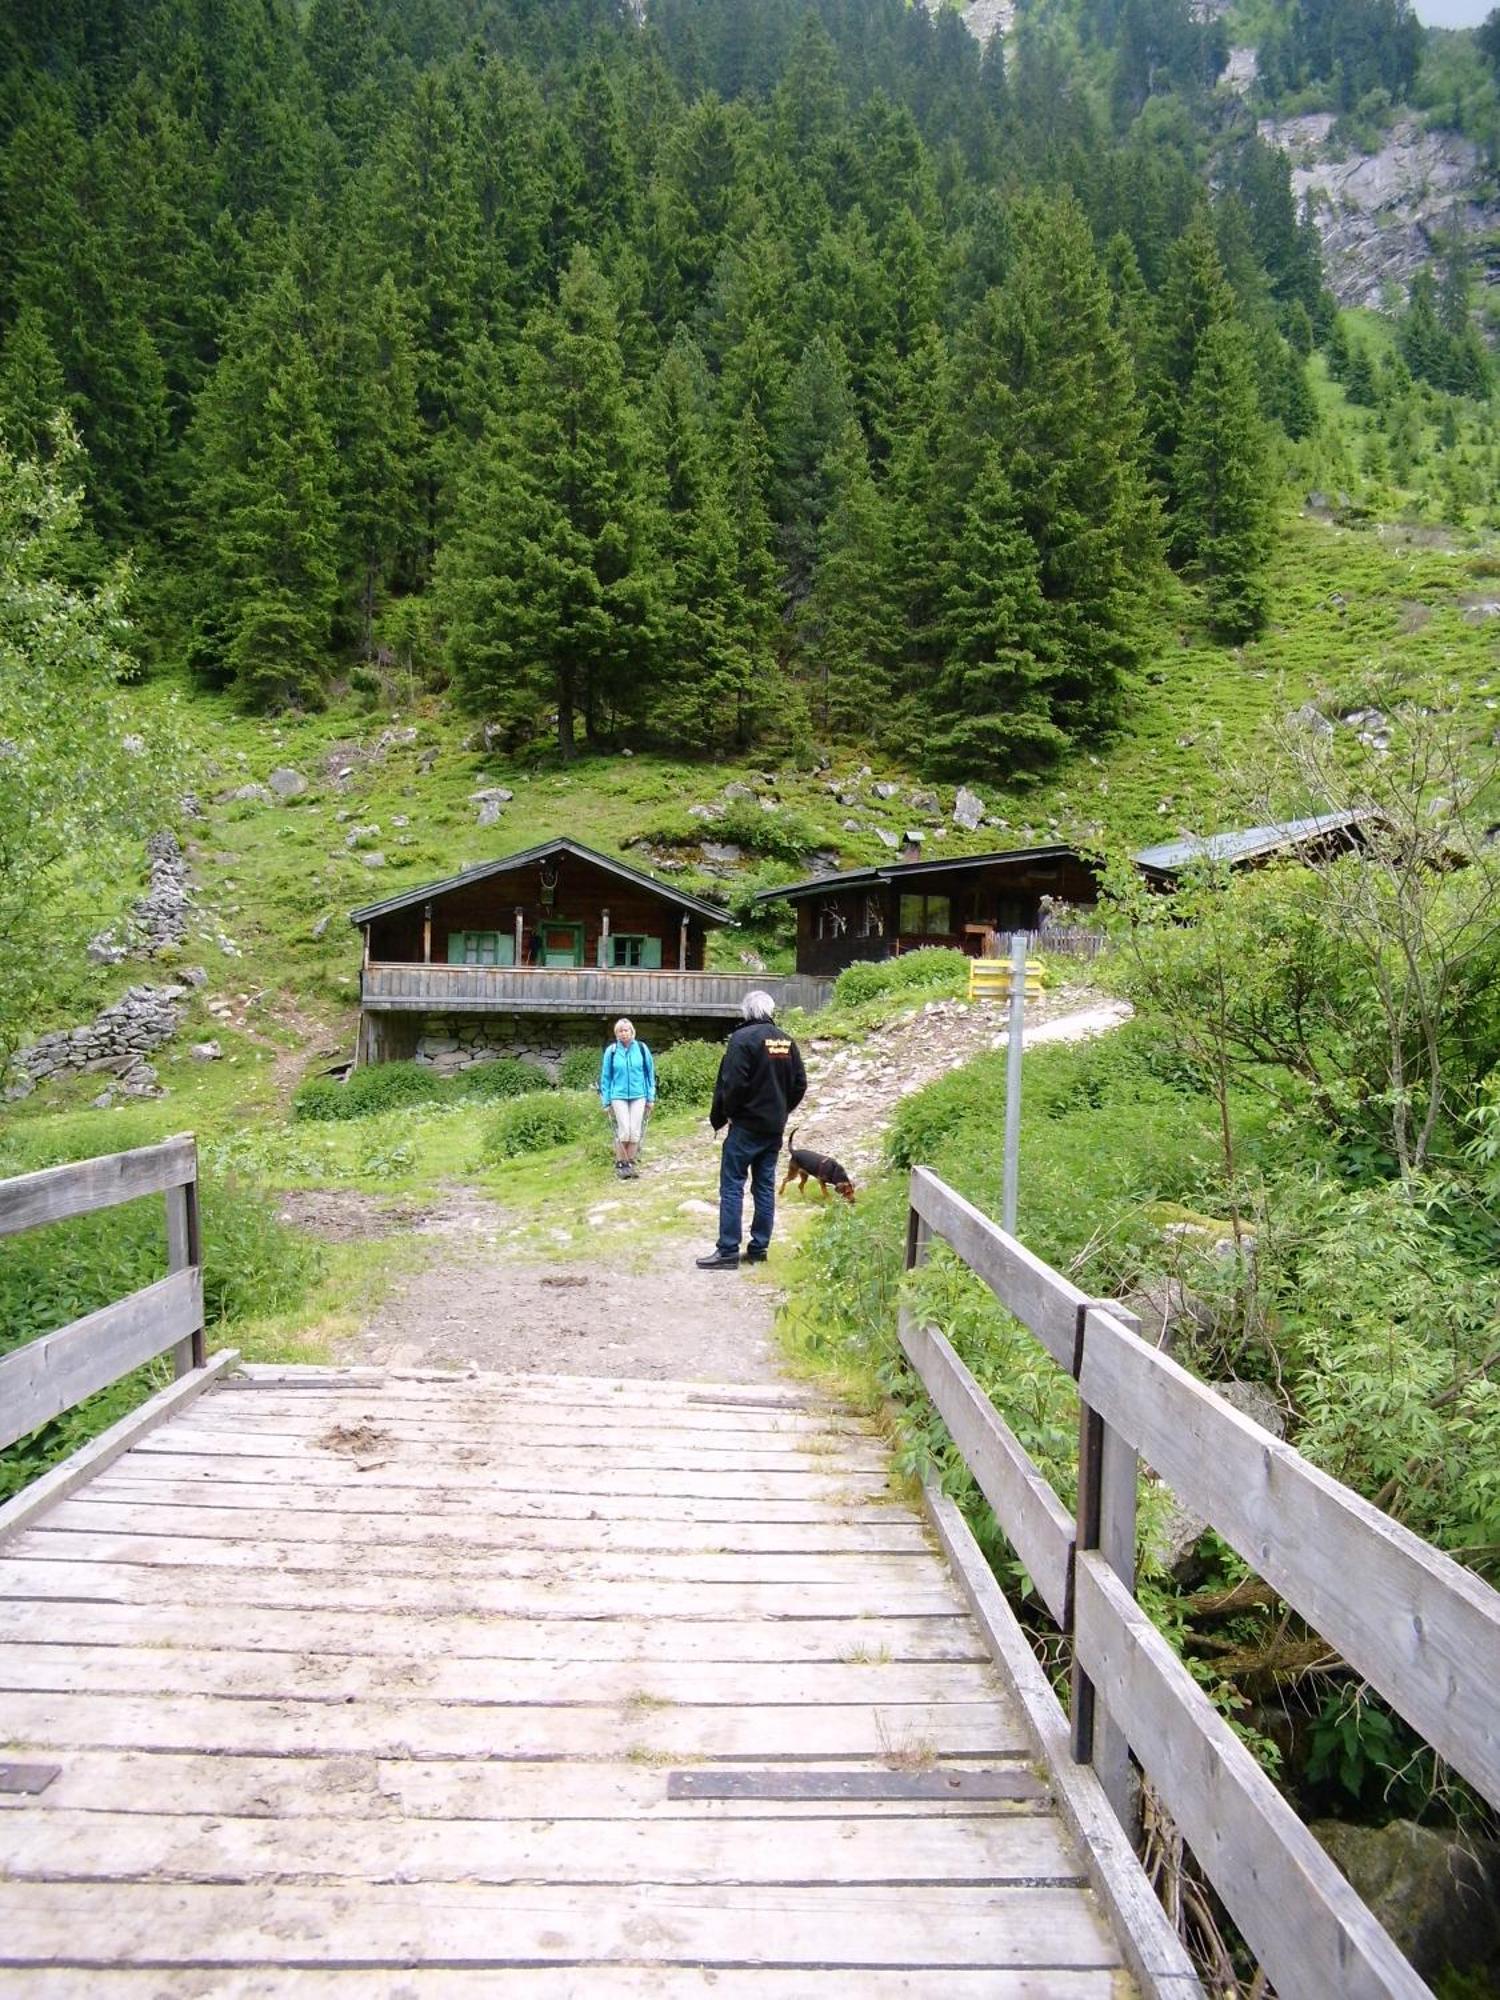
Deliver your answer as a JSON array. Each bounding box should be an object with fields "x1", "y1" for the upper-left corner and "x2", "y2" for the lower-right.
[{"x1": 742, "y1": 989, "x2": 777, "y2": 1021}]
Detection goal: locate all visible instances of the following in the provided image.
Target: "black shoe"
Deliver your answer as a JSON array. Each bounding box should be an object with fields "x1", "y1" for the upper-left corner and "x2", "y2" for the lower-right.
[
  {"x1": 696, "y1": 1251, "x2": 740, "y2": 1270},
  {"x1": 745, "y1": 1249, "x2": 767, "y2": 1264}
]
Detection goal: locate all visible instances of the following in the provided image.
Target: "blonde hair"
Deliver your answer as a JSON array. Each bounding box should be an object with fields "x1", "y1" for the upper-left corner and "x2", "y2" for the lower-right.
[{"x1": 614, "y1": 1018, "x2": 634, "y2": 1035}]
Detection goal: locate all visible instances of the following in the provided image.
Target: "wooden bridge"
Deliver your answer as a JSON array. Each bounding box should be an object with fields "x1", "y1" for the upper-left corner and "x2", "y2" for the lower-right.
[{"x1": 2, "y1": 1140, "x2": 1497, "y2": 1996}]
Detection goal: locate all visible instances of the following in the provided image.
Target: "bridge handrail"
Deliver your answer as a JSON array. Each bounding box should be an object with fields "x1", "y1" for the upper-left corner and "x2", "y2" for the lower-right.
[
  {"x1": 902, "y1": 1163, "x2": 1500, "y2": 2000},
  {"x1": 0, "y1": 1135, "x2": 205, "y2": 1453}
]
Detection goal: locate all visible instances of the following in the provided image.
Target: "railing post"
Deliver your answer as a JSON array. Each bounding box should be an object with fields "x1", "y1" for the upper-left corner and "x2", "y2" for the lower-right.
[
  {"x1": 165, "y1": 1144, "x2": 205, "y2": 1377},
  {"x1": 1071, "y1": 1300, "x2": 1141, "y2": 1843}
]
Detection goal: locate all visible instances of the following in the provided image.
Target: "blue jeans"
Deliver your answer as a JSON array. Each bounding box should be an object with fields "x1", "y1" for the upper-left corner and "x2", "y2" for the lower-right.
[{"x1": 717, "y1": 1125, "x2": 781, "y2": 1258}]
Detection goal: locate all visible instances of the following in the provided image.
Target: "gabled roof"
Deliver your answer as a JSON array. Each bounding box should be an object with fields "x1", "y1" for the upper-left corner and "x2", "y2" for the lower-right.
[
  {"x1": 752, "y1": 844, "x2": 1090, "y2": 905},
  {"x1": 349, "y1": 836, "x2": 733, "y2": 928},
  {"x1": 1132, "y1": 811, "x2": 1377, "y2": 877}
]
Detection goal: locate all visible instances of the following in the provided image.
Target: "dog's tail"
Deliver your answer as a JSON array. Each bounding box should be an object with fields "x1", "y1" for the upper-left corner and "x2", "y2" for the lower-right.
[{"x1": 786, "y1": 1125, "x2": 799, "y2": 1153}]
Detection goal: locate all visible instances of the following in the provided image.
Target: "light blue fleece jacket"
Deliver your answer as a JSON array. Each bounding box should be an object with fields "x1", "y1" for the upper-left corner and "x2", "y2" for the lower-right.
[{"x1": 598, "y1": 1039, "x2": 655, "y2": 1105}]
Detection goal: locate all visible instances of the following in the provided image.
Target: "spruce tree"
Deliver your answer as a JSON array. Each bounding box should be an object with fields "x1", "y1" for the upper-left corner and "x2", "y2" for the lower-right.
[
  {"x1": 437, "y1": 247, "x2": 655, "y2": 759},
  {"x1": 333, "y1": 268, "x2": 421, "y2": 655},
  {"x1": 0, "y1": 307, "x2": 67, "y2": 458},
  {"x1": 184, "y1": 271, "x2": 339, "y2": 708},
  {"x1": 644, "y1": 329, "x2": 755, "y2": 752},
  {"x1": 926, "y1": 445, "x2": 1066, "y2": 777},
  {"x1": 1172, "y1": 319, "x2": 1273, "y2": 642},
  {"x1": 795, "y1": 420, "x2": 900, "y2": 742}
]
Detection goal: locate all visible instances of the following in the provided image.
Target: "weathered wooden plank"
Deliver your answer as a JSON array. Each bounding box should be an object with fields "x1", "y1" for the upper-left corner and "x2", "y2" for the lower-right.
[
  {"x1": 40, "y1": 1498, "x2": 930, "y2": 1554},
  {"x1": 0, "y1": 1643, "x2": 1007, "y2": 1708},
  {"x1": 0, "y1": 1594, "x2": 983, "y2": 1663},
  {"x1": 92, "y1": 1450, "x2": 891, "y2": 1504},
  {"x1": 909, "y1": 1165, "x2": 1090, "y2": 1370},
  {"x1": 1078, "y1": 1310, "x2": 1500, "y2": 1813},
  {"x1": 0, "y1": 1689, "x2": 1019, "y2": 1760},
  {"x1": 0, "y1": 1749, "x2": 1034, "y2": 1823},
  {"x1": 129, "y1": 1423, "x2": 886, "y2": 1474},
  {"x1": 0, "y1": 1881, "x2": 1123, "y2": 1970},
  {"x1": 163, "y1": 1177, "x2": 203, "y2": 1378},
  {"x1": 923, "y1": 1487, "x2": 1203, "y2": 2000},
  {"x1": 0, "y1": 1136, "x2": 196, "y2": 1240},
  {"x1": 1073, "y1": 1551, "x2": 1426, "y2": 1999},
  {"x1": 11, "y1": 1971, "x2": 1119, "y2": 1998},
  {"x1": 0, "y1": 1558, "x2": 967, "y2": 1620},
  {"x1": 189, "y1": 1404, "x2": 871, "y2": 1448},
  {"x1": 0, "y1": 1270, "x2": 205, "y2": 1453},
  {"x1": 215, "y1": 1390, "x2": 856, "y2": 1436},
  {"x1": 0, "y1": 1352, "x2": 237, "y2": 1546},
  {"x1": 0, "y1": 1807, "x2": 1079, "y2": 1887},
  {"x1": 77, "y1": 1477, "x2": 906, "y2": 1528},
  {"x1": 898, "y1": 1319, "x2": 1073, "y2": 1626},
  {"x1": 227, "y1": 1363, "x2": 826, "y2": 1407},
  {"x1": 7, "y1": 1530, "x2": 935, "y2": 1588}
]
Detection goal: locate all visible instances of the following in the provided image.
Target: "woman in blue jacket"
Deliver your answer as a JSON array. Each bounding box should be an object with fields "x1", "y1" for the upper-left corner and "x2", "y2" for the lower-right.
[{"x1": 598, "y1": 1018, "x2": 655, "y2": 1180}]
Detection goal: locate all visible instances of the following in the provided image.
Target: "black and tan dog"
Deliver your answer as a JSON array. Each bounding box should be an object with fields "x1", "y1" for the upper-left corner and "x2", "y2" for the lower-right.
[{"x1": 779, "y1": 1127, "x2": 857, "y2": 1204}]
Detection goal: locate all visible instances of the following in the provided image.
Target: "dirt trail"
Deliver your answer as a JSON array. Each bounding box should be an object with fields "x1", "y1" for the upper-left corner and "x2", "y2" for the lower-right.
[{"x1": 316, "y1": 989, "x2": 1129, "y2": 1384}]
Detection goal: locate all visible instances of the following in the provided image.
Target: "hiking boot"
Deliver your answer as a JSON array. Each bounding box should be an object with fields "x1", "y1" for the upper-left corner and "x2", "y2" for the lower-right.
[
  {"x1": 745, "y1": 1248, "x2": 767, "y2": 1264},
  {"x1": 695, "y1": 1250, "x2": 740, "y2": 1270}
]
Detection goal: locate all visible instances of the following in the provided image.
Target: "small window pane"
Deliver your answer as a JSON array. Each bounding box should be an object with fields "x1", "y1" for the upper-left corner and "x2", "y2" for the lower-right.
[
  {"x1": 899, "y1": 895, "x2": 924, "y2": 933},
  {"x1": 926, "y1": 896, "x2": 950, "y2": 934}
]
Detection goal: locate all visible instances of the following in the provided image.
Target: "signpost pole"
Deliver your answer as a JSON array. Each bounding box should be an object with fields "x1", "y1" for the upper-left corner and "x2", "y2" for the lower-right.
[{"x1": 1001, "y1": 929, "x2": 1026, "y2": 1233}]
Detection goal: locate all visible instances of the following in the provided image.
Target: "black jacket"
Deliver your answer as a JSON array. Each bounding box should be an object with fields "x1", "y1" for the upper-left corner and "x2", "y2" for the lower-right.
[{"x1": 710, "y1": 1019, "x2": 807, "y2": 1138}]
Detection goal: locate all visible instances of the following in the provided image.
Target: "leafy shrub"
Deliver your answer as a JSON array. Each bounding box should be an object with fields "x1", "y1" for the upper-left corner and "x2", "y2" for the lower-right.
[
  {"x1": 833, "y1": 947, "x2": 969, "y2": 1009},
  {"x1": 716, "y1": 800, "x2": 827, "y2": 862},
  {"x1": 480, "y1": 1089, "x2": 599, "y2": 1162},
  {"x1": 654, "y1": 1038, "x2": 723, "y2": 1109},
  {"x1": 451, "y1": 1058, "x2": 555, "y2": 1101},
  {"x1": 559, "y1": 1045, "x2": 604, "y2": 1091},
  {"x1": 291, "y1": 1076, "x2": 347, "y2": 1121},
  {"x1": 292, "y1": 1060, "x2": 445, "y2": 1122}
]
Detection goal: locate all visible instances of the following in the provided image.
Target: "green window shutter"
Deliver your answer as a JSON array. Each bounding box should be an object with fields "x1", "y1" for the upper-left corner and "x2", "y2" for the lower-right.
[
  {"x1": 641, "y1": 937, "x2": 662, "y2": 969},
  {"x1": 496, "y1": 935, "x2": 516, "y2": 966},
  {"x1": 447, "y1": 934, "x2": 465, "y2": 964}
]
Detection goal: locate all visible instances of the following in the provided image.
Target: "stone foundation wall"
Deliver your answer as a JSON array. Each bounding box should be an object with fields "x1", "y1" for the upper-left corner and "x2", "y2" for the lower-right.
[{"x1": 412, "y1": 1013, "x2": 717, "y2": 1078}]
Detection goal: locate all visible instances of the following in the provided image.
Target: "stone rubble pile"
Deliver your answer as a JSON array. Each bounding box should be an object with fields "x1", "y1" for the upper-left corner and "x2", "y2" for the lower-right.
[
  {"x1": 88, "y1": 830, "x2": 194, "y2": 964},
  {"x1": 6, "y1": 982, "x2": 191, "y2": 1102}
]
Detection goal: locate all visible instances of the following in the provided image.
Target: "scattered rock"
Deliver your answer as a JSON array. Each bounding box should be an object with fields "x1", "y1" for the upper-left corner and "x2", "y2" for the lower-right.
[
  {"x1": 346, "y1": 824, "x2": 381, "y2": 849},
  {"x1": 361, "y1": 851, "x2": 387, "y2": 868},
  {"x1": 1310, "y1": 1820, "x2": 1500, "y2": 1978},
  {"x1": 121, "y1": 733, "x2": 146, "y2": 756},
  {"x1": 470, "y1": 787, "x2": 514, "y2": 805},
  {"x1": 722, "y1": 782, "x2": 756, "y2": 801},
  {"x1": 1293, "y1": 703, "x2": 1335, "y2": 739},
  {"x1": 908, "y1": 789, "x2": 940, "y2": 813},
  {"x1": 876, "y1": 829, "x2": 901, "y2": 849},
  {"x1": 687, "y1": 803, "x2": 724, "y2": 822},
  {"x1": 476, "y1": 799, "x2": 504, "y2": 827},
  {"x1": 417, "y1": 748, "x2": 438, "y2": 774},
  {"x1": 701, "y1": 843, "x2": 744, "y2": 865},
  {"x1": 872, "y1": 781, "x2": 901, "y2": 800},
  {"x1": 953, "y1": 786, "x2": 985, "y2": 831},
  {"x1": 228, "y1": 784, "x2": 274, "y2": 805},
  {"x1": 190, "y1": 1041, "x2": 221, "y2": 1061},
  {"x1": 268, "y1": 767, "x2": 308, "y2": 799}
]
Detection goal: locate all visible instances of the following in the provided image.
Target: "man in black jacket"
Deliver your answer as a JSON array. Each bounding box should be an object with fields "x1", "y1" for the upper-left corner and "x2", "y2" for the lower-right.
[{"x1": 697, "y1": 990, "x2": 807, "y2": 1271}]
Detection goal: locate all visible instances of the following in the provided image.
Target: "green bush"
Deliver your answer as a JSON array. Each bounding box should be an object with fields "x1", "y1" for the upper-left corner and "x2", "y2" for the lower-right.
[
  {"x1": 451, "y1": 1058, "x2": 555, "y2": 1101},
  {"x1": 290, "y1": 1076, "x2": 347, "y2": 1121},
  {"x1": 292, "y1": 1060, "x2": 445, "y2": 1122},
  {"x1": 717, "y1": 800, "x2": 827, "y2": 862},
  {"x1": 559, "y1": 1045, "x2": 604, "y2": 1091},
  {"x1": 654, "y1": 1038, "x2": 723, "y2": 1109},
  {"x1": 480, "y1": 1089, "x2": 600, "y2": 1162},
  {"x1": 833, "y1": 946, "x2": 970, "y2": 1009}
]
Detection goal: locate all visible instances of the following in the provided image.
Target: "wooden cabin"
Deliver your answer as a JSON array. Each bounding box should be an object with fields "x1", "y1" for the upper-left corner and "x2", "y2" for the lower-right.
[
  {"x1": 1131, "y1": 810, "x2": 1384, "y2": 888},
  {"x1": 349, "y1": 837, "x2": 828, "y2": 1072},
  {"x1": 756, "y1": 845, "x2": 1103, "y2": 980}
]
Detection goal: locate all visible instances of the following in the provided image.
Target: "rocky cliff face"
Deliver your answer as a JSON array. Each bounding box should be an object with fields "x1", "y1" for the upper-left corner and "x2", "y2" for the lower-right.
[{"x1": 1258, "y1": 109, "x2": 1497, "y2": 308}]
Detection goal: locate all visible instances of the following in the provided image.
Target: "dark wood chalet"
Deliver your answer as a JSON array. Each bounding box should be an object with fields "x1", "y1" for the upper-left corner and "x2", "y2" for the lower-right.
[
  {"x1": 350, "y1": 837, "x2": 826, "y2": 1071},
  {"x1": 757, "y1": 845, "x2": 1103, "y2": 980}
]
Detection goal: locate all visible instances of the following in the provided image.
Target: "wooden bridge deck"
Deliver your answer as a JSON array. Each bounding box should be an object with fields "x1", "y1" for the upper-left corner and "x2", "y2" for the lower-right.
[{"x1": 0, "y1": 1365, "x2": 1128, "y2": 1996}]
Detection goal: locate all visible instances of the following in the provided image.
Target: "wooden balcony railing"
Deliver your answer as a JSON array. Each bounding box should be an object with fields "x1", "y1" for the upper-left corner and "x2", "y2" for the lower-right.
[{"x1": 361, "y1": 964, "x2": 833, "y2": 1017}]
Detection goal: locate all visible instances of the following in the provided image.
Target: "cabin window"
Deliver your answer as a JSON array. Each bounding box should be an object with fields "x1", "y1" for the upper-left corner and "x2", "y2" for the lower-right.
[
  {"x1": 448, "y1": 930, "x2": 513, "y2": 966},
  {"x1": 898, "y1": 894, "x2": 951, "y2": 936},
  {"x1": 606, "y1": 934, "x2": 661, "y2": 968},
  {"x1": 860, "y1": 895, "x2": 884, "y2": 938},
  {"x1": 816, "y1": 902, "x2": 849, "y2": 940}
]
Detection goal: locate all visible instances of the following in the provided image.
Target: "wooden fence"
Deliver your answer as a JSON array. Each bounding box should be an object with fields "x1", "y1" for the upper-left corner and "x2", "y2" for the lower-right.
[
  {"x1": 0, "y1": 1140, "x2": 237, "y2": 1534},
  {"x1": 900, "y1": 1164, "x2": 1500, "y2": 2000}
]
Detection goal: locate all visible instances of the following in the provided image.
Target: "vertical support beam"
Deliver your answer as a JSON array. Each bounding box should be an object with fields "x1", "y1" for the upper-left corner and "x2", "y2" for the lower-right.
[
  {"x1": 164, "y1": 1147, "x2": 205, "y2": 1378},
  {"x1": 422, "y1": 902, "x2": 432, "y2": 966},
  {"x1": 679, "y1": 913, "x2": 690, "y2": 971},
  {"x1": 601, "y1": 907, "x2": 610, "y2": 968},
  {"x1": 515, "y1": 907, "x2": 525, "y2": 967},
  {"x1": 362, "y1": 926, "x2": 371, "y2": 971},
  {"x1": 1001, "y1": 930, "x2": 1026, "y2": 1233},
  {"x1": 1071, "y1": 1300, "x2": 1142, "y2": 1842}
]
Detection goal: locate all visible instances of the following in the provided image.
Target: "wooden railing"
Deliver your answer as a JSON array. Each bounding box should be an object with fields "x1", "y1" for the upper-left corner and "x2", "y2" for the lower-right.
[
  {"x1": 362, "y1": 964, "x2": 834, "y2": 1018},
  {"x1": 0, "y1": 1138, "x2": 229, "y2": 1501},
  {"x1": 900, "y1": 1165, "x2": 1500, "y2": 2000}
]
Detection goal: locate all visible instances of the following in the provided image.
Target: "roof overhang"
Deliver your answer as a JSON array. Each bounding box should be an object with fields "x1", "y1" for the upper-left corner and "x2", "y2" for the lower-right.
[
  {"x1": 350, "y1": 836, "x2": 734, "y2": 928},
  {"x1": 752, "y1": 844, "x2": 1092, "y2": 905}
]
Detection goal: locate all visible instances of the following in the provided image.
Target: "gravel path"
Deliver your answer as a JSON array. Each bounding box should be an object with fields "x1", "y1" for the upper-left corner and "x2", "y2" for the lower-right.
[{"x1": 316, "y1": 992, "x2": 1129, "y2": 1383}]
